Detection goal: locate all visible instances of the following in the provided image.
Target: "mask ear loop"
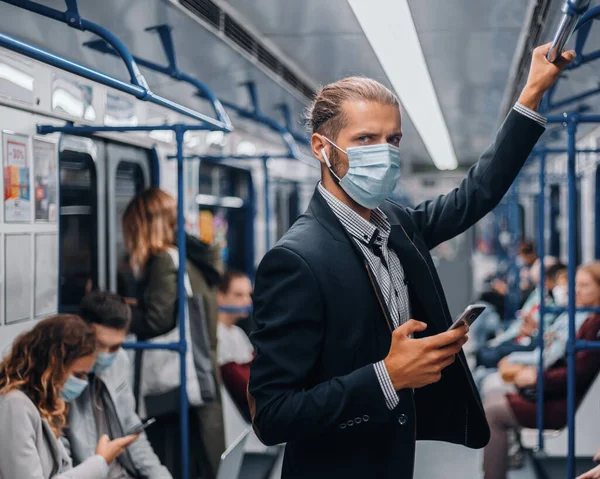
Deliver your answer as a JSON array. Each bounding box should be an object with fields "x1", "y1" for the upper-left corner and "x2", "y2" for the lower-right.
[
  {"x1": 321, "y1": 147, "x2": 342, "y2": 182},
  {"x1": 321, "y1": 136, "x2": 346, "y2": 183}
]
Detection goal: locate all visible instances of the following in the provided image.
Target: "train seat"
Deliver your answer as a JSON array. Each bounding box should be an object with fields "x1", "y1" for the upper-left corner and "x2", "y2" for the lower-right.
[{"x1": 520, "y1": 372, "x2": 600, "y2": 457}]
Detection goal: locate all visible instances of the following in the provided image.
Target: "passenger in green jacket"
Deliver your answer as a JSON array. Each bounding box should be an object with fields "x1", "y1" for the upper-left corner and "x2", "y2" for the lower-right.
[{"x1": 123, "y1": 187, "x2": 225, "y2": 479}]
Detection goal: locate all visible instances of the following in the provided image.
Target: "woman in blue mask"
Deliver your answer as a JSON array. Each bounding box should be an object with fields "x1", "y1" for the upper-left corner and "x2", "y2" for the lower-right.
[{"x1": 0, "y1": 314, "x2": 138, "y2": 478}]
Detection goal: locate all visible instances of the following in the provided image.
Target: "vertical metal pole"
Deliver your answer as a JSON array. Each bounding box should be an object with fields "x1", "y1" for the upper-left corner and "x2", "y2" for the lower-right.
[
  {"x1": 566, "y1": 116, "x2": 578, "y2": 479},
  {"x1": 246, "y1": 176, "x2": 256, "y2": 278},
  {"x1": 262, "y1": 156, "x2": 271, "y2": 252},
  {"x1": 507, "y1": 182, "x2": 521, "y2": 321},
  {"x1": 537, "y1": 152, "x2": 546, "y2": 450},
  {"x1": 175, "y1": 126, "x2": 190, "y2": 479}
]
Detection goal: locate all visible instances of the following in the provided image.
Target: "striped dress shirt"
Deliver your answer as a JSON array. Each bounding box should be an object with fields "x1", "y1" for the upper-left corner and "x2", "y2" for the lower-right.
[{"x1": 318, "y1": 103, "x2": 546, "y2": 410}]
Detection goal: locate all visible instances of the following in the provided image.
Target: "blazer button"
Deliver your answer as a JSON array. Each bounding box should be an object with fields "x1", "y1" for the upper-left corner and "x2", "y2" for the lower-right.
[
  {"x1": 355, "y1": 417, "x2": 362, "y2": 424},
  {"x1": 363, "y1": 414, "x2": 370, "y2": 422},
  {"x1": 398, "y1": 414, "x2": 408, "y2": 426},
  {"x1": 339, "y1": 423, "x2": 346, "y2": 430},
  {"x1": 347, "y1": 419, "x2": 354, "y2": 427}
]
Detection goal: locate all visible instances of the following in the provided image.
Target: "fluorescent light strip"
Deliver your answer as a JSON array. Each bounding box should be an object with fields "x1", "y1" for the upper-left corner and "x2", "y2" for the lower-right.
[{"x1": 348, "y1": 0, "x2": 458, "y2": 171}]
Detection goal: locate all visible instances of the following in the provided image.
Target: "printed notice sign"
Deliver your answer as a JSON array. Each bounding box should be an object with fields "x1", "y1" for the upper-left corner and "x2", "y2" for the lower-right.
[
  {"x1": 3, "y1": 134, "x2": 30, "y2": 222},
  {"x1": 33, "y1": 139, "x2": 58, "y2": 222}
]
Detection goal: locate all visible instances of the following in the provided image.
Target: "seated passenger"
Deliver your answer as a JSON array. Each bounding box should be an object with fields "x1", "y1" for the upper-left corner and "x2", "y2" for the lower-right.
[
  {"x1": 217, "y1": 271, "x2": 254, "y2": 422},
  {"x1": 0, "y1": 314, "x2": 137, "y2": 478},
  {"x1": 477, "y1": 261, "x2": 565, "y2": 368},
  {"x1": 469, "y1": 257, "x2": 558, "y2": 355},
  {"x1": 483, "y1": 262, "x2": 600, "y2": 479},
  {"x1": 63, "y1": 291, "x2": 172, "y2": 479}
]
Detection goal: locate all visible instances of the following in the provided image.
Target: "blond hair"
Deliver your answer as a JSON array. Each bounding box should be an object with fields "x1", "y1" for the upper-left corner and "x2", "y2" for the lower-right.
[
  {"x1": 305, "y1": 76, "x2": 399, "y2": 140},
  {"x1": 579, "y1": 261, "x2": 600, "y2": 286},
  {"x1": 122, "y1": 187, "x2": 177, "y2": 273}
]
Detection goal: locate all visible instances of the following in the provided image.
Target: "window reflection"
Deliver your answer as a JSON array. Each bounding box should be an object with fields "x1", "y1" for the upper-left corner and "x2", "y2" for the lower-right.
[
  {"x1": 104, "y1": 92, "x2": 138, "y2": 126},
  {"x1": 147, "y1": 104, "x2": 174, "y2": 143},
  {"x1": 52, "y1": 75, "x2": 96, "y2": 120},
  {"x1": 0, "y1": 54, "x2": 34, "y2": 104}
]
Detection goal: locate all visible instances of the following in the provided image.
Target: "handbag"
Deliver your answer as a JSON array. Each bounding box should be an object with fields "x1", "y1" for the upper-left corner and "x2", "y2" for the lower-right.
[
  {"x1": 142, "y1": 249, "x2": 217, "y2": 417},
  {"x1": 518, "y1": 386, "x2": 537, "y2": 402}
]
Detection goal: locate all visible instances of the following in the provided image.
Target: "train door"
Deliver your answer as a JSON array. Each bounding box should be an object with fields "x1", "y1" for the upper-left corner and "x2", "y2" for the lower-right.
[
  {"x1": 59, "y1": 137, "x2": 105, "y2": 312},
  {"x1": 549, "y1": 184, "x2": 561, "y2": 258},
  {"x1": 105, "y1": 142, "x2": 151, "y2": 296},
  {"x1": 273, "y1": 180, "x2": 300, "y2": 241}
]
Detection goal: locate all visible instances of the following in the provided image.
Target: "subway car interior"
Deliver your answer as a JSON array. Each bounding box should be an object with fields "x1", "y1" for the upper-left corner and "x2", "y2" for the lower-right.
[{"x1": 1, "y1": 0, "x2": 600, "y2": 478}]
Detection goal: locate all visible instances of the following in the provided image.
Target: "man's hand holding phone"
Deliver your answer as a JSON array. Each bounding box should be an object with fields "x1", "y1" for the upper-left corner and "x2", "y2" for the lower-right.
[{"x1": 383, "y1": 319, "x2": 468, "y2": 391}]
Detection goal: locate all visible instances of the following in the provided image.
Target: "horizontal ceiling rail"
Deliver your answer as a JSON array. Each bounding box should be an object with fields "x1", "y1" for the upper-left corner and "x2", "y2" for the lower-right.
[
  {"x1": 0, "y1": 0, "x2": 232, "y2": 131},
  {"x1": 85, "y1": 24, "x2": 309, "y2": 156}
]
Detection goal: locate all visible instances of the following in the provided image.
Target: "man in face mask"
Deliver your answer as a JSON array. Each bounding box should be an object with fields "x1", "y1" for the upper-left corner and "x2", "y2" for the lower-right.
[
  {"x1": 248, "y1": 44, "x2": 574, "y2": 479},
  {"x1": 216, "y1": 271, "x2": 254, "y2": 421},
  {"x1": 62, "y1": 291, "x2": 172, "y2": 479}
]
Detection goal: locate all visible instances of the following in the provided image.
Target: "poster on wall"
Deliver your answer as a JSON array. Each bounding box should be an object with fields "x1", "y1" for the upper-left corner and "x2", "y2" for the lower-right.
[
  {"x1": 33, "y1": 139, "x2": 58, "y2": 222},
  {"x1": 3, "y1": 133, "x2": 31, "y2": 222}
]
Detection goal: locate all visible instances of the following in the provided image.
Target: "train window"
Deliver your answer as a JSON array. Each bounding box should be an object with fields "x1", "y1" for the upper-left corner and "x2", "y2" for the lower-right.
[
  {"x1": 59, "y1": 151, "x2": 97, "y2": 313},
  {"x1": 198, "y1": 163, "x2": 254, "y2": 274},
  {"x1": 549, "y1": 185, "x2": 561, "y2": 257},
  {"x1": 113, "y1": 162, "x2": 145, "y2": 297},
  {"x1": 114, "y1": 162, "x2": 145, "y2": 259},
  {"x1": 274, "y1": 181, "x2": 300, "y2": 240},
  {"x1": 52, "y1": 73, "x2": 96, "y2": 121}
]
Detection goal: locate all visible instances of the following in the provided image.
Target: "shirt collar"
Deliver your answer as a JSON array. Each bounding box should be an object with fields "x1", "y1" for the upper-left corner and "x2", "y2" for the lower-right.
[{"x1": 317, "y1": 182, "x2": 391, "y2": 247}]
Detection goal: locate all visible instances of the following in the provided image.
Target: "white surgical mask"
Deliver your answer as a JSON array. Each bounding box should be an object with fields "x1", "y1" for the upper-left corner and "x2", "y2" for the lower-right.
[
  {"x1": 321, "y1": 137, "x2": 401, "y2": 209},
  {"x1": 552, "y1": 285, "x2": 568, "y2": 306}
]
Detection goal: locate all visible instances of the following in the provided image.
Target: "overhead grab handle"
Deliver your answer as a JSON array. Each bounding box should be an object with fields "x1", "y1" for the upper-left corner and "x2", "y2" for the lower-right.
[
  {"x1": 547, "y1": 0, "x2": 592, "y2": 63},
  {"x1": 0, "y1": 0, "x2": 231, "y2": 131},
  {"x1": 85, "y1": 24, "x2": 234, "y2": 131},
  {"x1": 2, "y1": 0, "x2": 148, "y2": 89},
  {"x1": 219, "y1": 81, "x2": 301, "y2": 159}
]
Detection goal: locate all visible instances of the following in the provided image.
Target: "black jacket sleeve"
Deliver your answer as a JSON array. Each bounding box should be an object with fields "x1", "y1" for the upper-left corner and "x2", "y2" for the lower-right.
[
  {"x1": 130, "y1": 252, "x2": 178, "y2": 340},
  {"x1": 406, "y1": 109, "x2": 545, "y2": 250},
  {"x1": 248, "y1": 246, "x2": 395, "y2": 446}
]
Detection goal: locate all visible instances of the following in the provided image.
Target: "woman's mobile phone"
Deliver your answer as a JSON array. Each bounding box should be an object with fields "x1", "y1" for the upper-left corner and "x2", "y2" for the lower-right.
[
  {"x1": 126, "y1": 417, "x2": 156, "y2": 435},
  {"x1": 447, "y1": 304, "x2": 486, "y2": 331}
]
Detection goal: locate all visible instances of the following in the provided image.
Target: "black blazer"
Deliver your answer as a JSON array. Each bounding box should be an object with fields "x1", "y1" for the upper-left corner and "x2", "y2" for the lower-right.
[{"x1": 248, "y1": 110, "x2": 544, "y2": 479}]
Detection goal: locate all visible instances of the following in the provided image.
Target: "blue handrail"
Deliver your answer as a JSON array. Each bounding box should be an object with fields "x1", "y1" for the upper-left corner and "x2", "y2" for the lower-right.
[
  {"x1": 4, "y1": 3, "x2": 242, "y2": 478},
  {"x1": 182, "y1": 152, "x2": 300, "y2": 253},
  {"x1": 546, "y1": 0, "x2": 591, "y2": 63},
  {"x1": 541, "y1": 5, "x2": 600, "y2": 112},
  {"x1": 536, "y1": 151, "x2": 547, "y2": 449},
  {"x1": 83, "y1": 25, "x2": 310, "y2": 156},
  {"x1": 1, "y1": 0, "x2": 148, "y2": 89},
  {"x1": 84, "y1": 24, "x2": 233, "y2": 131},
  {"x1": 0, "y1": 0, "x2": 231, "y2": 131}
]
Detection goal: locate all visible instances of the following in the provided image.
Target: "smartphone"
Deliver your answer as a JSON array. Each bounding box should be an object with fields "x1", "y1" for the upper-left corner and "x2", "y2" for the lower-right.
[
  {"x1": 447, "y1": 304, "x2": 486, "y2": 331},
  {"x1": 125, "y1": 417, "x2": 156, "y2": 435}
]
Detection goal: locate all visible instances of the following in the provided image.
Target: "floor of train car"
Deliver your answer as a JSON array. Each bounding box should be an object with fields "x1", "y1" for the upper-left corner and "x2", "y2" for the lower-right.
[{"x1": 237, "y1": 443, "x2": 597, "y2": 478}]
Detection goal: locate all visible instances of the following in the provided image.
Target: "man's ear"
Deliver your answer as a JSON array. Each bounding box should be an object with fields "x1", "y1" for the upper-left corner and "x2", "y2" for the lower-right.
[{"x1": 311, "y1": 133, "x2": 328, "y2": 165}]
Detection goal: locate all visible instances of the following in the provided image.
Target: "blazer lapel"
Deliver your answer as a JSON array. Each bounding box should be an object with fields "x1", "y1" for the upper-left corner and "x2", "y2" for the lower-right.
[
  {"x1": 388, "y1": 223, "x2": 449, "y2": 334},
  {"x1": 308, "y1": 187, "x2": 395, "y2": 324}
]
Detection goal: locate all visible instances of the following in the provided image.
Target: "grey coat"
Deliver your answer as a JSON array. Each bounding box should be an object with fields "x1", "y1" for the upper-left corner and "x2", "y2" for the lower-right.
[
  {"x1": 63, "y1": 349, "x2": 172, "y2": 479},
  {"x1": 0, "y1": 390, "x2": 108, "y2": 479}
]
